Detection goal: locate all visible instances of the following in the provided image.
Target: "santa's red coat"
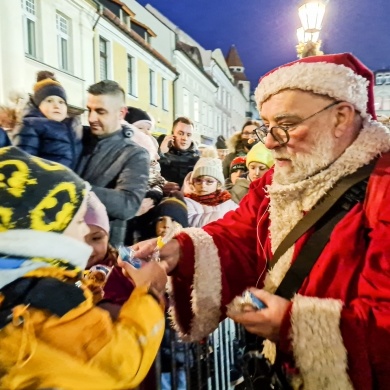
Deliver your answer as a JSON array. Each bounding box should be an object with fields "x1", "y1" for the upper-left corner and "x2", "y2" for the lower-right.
[{"x1": 170, "y1": 153, "x2": 390, "y2": 389}]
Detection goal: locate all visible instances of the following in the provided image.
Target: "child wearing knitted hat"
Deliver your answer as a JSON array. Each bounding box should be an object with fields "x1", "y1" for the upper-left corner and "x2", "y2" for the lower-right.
[
  {"x1": 184, "y1": 155, "x2": 238, "y2": 227},
  {"x1": 15, "y1": 70, "x2": 82, "y2": 170},
  {"x1": 0, "y1": 147, "x2": 167, "y2": 389},
  {"x1": 230, "y1": 142, "x2": 274, "y2": 203},
  {"x1": 225, "y1": 156, "x2": 248, "y2": 191}
]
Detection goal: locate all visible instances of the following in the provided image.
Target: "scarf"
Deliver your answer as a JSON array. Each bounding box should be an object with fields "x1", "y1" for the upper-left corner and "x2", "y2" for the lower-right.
[{"x1": 185, "y1": 190, "x2": 232, "y2": 206}]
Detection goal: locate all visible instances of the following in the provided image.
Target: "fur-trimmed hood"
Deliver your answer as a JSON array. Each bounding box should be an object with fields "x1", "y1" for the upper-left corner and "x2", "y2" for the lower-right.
[{"x1": 226, "y1": 131, "x2": 245, "y2": 154}]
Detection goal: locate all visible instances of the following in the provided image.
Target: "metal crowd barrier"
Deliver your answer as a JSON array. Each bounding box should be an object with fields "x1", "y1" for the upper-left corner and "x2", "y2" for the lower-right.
[{"x1": 140, "y1": 318, "x2": 243, "y2": 390}]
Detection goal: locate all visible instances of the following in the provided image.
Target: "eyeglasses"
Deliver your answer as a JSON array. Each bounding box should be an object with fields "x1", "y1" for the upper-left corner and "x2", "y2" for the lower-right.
[
  {"x1": 241, "y1": 131, "x2": 257, "y2": 139},
  {"x1": 254, "y1": 101, "x2": 342, "y2": 146},
  {"x1": 193, "y1": 178, "x2": 218, "y2": 185}
]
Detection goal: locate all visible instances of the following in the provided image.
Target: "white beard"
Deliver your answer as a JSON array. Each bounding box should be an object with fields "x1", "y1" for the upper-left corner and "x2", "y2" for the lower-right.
[{"x1": 273, "y1": 129, "x2": 339, "y2": 185}]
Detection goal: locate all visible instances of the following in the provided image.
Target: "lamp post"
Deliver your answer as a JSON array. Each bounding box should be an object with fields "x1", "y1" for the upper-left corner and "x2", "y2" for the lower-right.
[{"x1": 296, "y1": 0, "x2": 328, "y2": 59}]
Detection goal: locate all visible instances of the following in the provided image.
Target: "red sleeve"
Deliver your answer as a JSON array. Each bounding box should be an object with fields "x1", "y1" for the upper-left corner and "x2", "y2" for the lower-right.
[{"x1": 203, "y1": 174, "x2": 271, "y2": 310}]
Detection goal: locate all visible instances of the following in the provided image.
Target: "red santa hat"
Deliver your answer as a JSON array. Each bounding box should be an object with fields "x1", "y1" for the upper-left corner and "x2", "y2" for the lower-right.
[{"x1": 255, "y1": 53, "x2": 376, "y2": 120}]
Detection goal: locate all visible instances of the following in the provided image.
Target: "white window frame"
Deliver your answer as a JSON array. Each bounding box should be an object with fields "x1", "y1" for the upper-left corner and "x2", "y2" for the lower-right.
[
  {"x1": 127, "y1": 54, "x2": 137, "y2": 97},
  {"x1": 162, "y1": 78, "x2": 168, "y2": 111},
  {"x1": 208, "y1": 106, "x2": 213, "y2": 128},
  {"x1": 149, "y1": 69, "x2": 157, "y2": 106},
  {"x1": 99, "y1": 36, "x2": 109, "y2": 80},
  {"x1": 193, "y1": 96, "x2": 200, "y2": 123},
  {"x1": 202, "y1": 101, "x2": 207, "y2": 125},
  {"x1": 56, "y1": 12, "x2": 71, "y2": 72},
  {"x1": 183, "y1": 88, "x2": 190, "y2": 117},
  {"x1": 22, "y1": 0, "x2": 38, "y2": 58}
]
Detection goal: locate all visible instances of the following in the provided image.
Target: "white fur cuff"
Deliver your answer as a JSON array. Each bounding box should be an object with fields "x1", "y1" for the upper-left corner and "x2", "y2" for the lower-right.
[
  {"x1": 290, "y1": 295, "x2": 353, "y2": 389},
  {"x1": 170, "y1": 227, "x2": 222, "y2": 341}
]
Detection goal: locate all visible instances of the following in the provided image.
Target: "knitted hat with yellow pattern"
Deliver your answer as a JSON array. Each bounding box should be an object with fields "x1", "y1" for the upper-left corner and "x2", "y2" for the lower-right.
[
  {"x1": 33, "y1": 71, "x2": 67, "y2": 107},
  {"x1": 0, "y1": 147, "x2": 87, "y2": 233}
]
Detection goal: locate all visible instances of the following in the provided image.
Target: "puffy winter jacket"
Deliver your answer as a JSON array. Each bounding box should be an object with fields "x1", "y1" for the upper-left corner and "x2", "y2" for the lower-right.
[
  {"x1": 16, "y1": 107, "x2": 82, "y2": 170},
  {"x1": 159, "y1": 143, "x2": 200, "y2": 186},
  {"x1": 184, "y1": 197, "x2": 238, "y2": 227}
]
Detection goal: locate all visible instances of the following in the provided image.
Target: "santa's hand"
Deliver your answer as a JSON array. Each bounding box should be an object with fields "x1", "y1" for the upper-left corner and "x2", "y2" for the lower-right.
[
  {"x1": 132, "y1": 238, "x2": 181, "y2": 274},
  {"x1": 118, "y1": 258, "x2": 168, "y2": 295},
  {"x1": 228, "y1": 289, "x2": 290, "y2": 343}
]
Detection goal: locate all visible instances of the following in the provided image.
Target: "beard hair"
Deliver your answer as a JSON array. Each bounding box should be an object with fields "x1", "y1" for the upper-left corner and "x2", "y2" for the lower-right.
[{"x1": 273, "y1": 129, "x2": 339, "y2": 185}]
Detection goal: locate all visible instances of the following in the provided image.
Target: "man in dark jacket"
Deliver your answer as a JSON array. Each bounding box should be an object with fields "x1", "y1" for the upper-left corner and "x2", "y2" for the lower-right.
[
  {"x1": 158, "y1": 117, "x2": 200, "y2": 187},
  {"x1": 76, "y1": 80, "x2": 149, "y2": 246}
]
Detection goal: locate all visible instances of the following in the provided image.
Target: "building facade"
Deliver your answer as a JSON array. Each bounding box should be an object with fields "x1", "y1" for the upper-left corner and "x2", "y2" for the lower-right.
[
  {"x1": 374, "y1": 70, "x2": 390, "y2": 119},
  {"x1": 0, "y1": 0, "x2": 97, "y2": 112}
]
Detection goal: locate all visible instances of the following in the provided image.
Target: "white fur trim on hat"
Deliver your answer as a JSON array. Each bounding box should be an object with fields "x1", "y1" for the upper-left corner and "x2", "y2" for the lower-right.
[{"x1": 255, "y1": 62, "x2": 369, "y2": 117}]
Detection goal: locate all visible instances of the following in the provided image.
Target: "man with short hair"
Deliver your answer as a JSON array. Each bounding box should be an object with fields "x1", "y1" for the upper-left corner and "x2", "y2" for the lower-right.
[
  {"x1": 129, "y1": 53, "x2": 390, "y2": 389},
  {"x1": 158, "y1": 116, "x2": 200, "y2": 187},
  {"x1": 76, "y1": 80, "x2": 149, "y2": 246}
]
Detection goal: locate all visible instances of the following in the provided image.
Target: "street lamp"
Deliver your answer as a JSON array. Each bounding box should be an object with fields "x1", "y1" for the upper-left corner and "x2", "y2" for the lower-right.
[
  {"x1": 298, "y1": 0, "x2": 327, "y2": 34},
  {"x1": 296, "y1": 0, "x2": 328, "y2": 59},
  {"x1": 296, "y1": 27, "x2": 320, "y2": 44}
]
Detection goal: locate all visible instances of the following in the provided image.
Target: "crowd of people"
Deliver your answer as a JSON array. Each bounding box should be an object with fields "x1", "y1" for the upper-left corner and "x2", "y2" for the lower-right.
[{"x1": 0, "y1": 51, "x2": 389, "y2": 390}]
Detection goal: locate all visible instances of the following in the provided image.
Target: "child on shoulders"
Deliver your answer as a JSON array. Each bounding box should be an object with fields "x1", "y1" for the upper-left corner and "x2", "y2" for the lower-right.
[{"x1": 16, "y1": 71, "x2": 82, "y2": 170}]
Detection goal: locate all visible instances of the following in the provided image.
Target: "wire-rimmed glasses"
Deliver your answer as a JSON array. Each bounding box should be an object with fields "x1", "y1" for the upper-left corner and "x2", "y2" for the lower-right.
[{"x1": 254, "y1": 101, "x2": 342, "y2": 146}]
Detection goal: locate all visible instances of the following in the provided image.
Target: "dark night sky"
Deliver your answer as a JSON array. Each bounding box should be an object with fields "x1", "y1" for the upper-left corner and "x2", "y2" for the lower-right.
[{"x1": 137, "y1": 0, "x2": 390, "y2": 88}]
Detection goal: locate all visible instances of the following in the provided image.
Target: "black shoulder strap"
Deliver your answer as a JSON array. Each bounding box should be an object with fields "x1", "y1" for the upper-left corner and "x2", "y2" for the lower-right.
[
  {"x1": 272, "y1": 162, "x2": 375, "y2": 300},
  {"x1": 269, "y1": 162, "x2": 375, "y2": 270}
]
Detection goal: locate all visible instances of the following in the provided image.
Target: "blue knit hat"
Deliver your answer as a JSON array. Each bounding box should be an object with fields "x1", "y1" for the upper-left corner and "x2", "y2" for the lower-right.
[{"x1": 33, "y1": 71, "x2": 67, "y2": 107}]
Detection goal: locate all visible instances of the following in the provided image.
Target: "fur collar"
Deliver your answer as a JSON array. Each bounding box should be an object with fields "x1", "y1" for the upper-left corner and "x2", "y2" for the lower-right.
[{"x1": 263, "y1": 120, "x2": 390, "y2": 293}]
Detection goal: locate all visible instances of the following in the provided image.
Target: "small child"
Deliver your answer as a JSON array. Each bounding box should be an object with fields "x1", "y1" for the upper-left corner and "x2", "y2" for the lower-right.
[
  {"x1": 184, "y1": 156, "x2": 238, "y2": 227},
  {"x1": 153, "y1": 196, "x2": 189, "y2": 236},
  {"x1": 225, "y1": 156, "x2": 248, "y2": 190},
  {"x1": 0, "y1": 147, "x2": 166, "y2": 389},
  {"x1": 16, "y1": 71, "x2": 82, "y2": 170},
  {"x1": 84, "y1": 191, "x2": 117, "y2": 270},
  {"x1": 230, "y1": 142, "x2": 274, "y2": 203}
]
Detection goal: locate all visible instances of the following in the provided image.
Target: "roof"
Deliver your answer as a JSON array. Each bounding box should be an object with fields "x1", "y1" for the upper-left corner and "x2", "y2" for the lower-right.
[
  {"x1": 231, "y1": 71, "x2": 249, "y2": 82},
  {"x1": 102, "y1": 8, "x2": 178, "y2": 75},
  {"x1": 226, "y1": 44, "x2": 244, "y2": 68},
  {"x1": 175, "y1": 41, "x2": 218, "y2": 88}
]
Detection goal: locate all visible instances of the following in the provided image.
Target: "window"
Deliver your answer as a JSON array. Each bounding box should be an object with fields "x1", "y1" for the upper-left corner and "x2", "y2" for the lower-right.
[
  {"x1": 99, "y1": 37, "x2": 108, "y2": 80},
  {"x1": 132, "y1": 24, "x2": 150, "y2": 42},
  {"x1": 56, "y1": 12, "x2": 71, "y2": 71},
  {"x1": 162, "y1": 78, "x2": 168, "y2": 110},
  {"x1": 202, "y1": 102, "x2": 207, "y2": 125},
  {"x1": 183, "y1": 88, "x2": 190, "y2": 116},
  {"x1": 208, "y1": 106, "x2": 213, "y2": 127},
  {"x1": 120, "y1": 9, "x2": 130, "y2": 28},
  {"x1": 194, "y1": 96, "x2": 199, "y2": 122},
  {"x1": 21, "y1": 0, "x2": 37, "y2": 57},
  {"x1": 149, "y1": 69, "x2": 157, "y2": 106},
  {"x1": 217, "y1": 114, "x2": 221, "y2": 133},
  {"x1": 127, "y1": 54, "x2": 136, "y2": 96}
]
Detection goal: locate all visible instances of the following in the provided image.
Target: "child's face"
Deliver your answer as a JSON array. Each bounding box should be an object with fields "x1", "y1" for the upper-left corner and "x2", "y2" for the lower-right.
[
  {"x1": 85, "y1": 225, "x2": 109, "y2": 269},
  {"x1": 155, "y1": 216, "x2": 174, "y2": 237},
  {"x1": 134, "y1": 121, "x2": 152, "y2": 134},
  {"x1": 230, "y1": 169, "x2": 245, "y2": 185},
  {"x1": 39, "y1": 95, "x2": 67, "y2": 122},
  {"x1": 63, "y1": 199, "x2": 90, "y2": 242},
  {"x1": 248, "y1": 162, "x2": 269, "y2": 182},
  {"x1": 193, "y1": 175, "x2": 219, "y2": 195}
]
